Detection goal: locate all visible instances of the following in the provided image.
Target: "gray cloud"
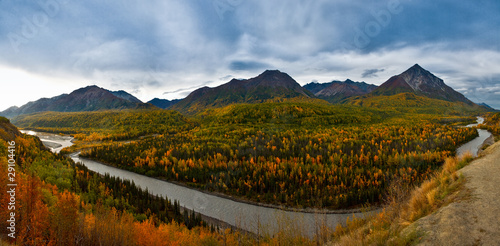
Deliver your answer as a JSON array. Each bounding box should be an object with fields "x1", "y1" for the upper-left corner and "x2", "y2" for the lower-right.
[
  {"x1": 229, "y1": 60, "x2": 270, "y2": 71},
  {"x1": 362, "y1": 69, "x2": 385, "y2": 78},
  {"x1": 219, "y1": 75, "x2": 233, "y2": 81},
  {"x1": 163, "y1": 81, "x2": 213, "y2": 95},
  {"x1": 0, "y1": 0, "x2": 500, "y2": 108}
]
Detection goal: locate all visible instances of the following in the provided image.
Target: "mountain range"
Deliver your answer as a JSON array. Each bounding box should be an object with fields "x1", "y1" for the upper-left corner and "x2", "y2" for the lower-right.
[
  {"x1": 304, "y1": 79, "x2": 377, "y2": 103},
  {"x1": 170, "y1": 70, "x2": 315, "y2": 115},
  {"x1": 1, "y1": 64, "x2": 487, "y2": 118},
  {"x1": 147, "y1": 98, "x2": 181, "y2": 109},
  {"x1": 0, "y1": 85, "x2": 153, "y2": 118}
]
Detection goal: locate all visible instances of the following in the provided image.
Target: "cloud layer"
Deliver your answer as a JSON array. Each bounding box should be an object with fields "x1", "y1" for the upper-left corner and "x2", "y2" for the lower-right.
[{"x1": 1, "y1": 0, "x2": 499, "y2": 109}]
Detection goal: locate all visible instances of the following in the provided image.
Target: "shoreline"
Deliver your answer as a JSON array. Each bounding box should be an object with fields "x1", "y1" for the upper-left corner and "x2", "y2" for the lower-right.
[
  {"x1": 477, "y1": 134, "x2": 495, "y2": 157},
  {"x1": 41, "y1": 140, "x2": 63, "y2": 149}
]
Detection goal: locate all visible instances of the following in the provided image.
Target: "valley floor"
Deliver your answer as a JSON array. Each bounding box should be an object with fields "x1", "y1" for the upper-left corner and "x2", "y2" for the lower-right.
[{"x1": 407, "y1": 140, "x2": 500, "y2": 245}]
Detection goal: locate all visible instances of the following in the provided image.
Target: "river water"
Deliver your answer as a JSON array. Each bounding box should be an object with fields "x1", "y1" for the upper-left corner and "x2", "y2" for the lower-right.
[
  {"x1": 23, "y1": 119, "x2": 490, "y2": 237},
  {"x1": 456, "y1": 117, "x2": 493, "y2": 158},
  {"x1": 20, "y1": 130, "x2": 74, "y2": 154}
]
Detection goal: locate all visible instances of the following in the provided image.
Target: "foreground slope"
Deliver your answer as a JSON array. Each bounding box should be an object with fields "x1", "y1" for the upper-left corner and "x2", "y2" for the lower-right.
[{"x1": 407, "y1": 140, "x2": 500, "y2": 245}]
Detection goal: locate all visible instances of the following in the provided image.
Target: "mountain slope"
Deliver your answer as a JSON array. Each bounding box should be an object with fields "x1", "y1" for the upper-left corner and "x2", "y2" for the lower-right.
[
  {"x1": 199, "y1": 101, "x2": 388, "y2": 126},
  {"x1": 348, "y1": 92, "x2": 486, "y2": 115},
  {"x1": 0, "y1": 117, "x2": 22, "y2": 141},
  {"x1": 305, "y1": 79, "x2": 377, "y2": 103},
  {"x1": 372, "y1": 64, "x2": 473, "y2": 104},
  {"x1": 111, "y1": 90, "x2": 143, "y2": 103},
  {"x1": 170, "y1": 70, "x2": 315, "y2": 115},
  {"x1": 147, "y1": 98, "x2": 181, "y2": 109},
  {"x1": 478, "y1": 103, "x2": 496, "y2": 111},
  {"x1": 0, "y1": 86, "x2": 153, "y2": 118}
]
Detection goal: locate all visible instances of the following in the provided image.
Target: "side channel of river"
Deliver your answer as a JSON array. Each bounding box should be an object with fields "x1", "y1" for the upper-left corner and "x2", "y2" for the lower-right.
[{"x1": 22, "y1": 119, "x2": 492, "y2": 237}]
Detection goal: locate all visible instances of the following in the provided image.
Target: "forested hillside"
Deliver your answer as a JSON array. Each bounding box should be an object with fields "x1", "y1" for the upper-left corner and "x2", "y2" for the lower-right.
[
  {"x1": 13, "y1": 109, "x2": 196, "y2": 141},
  {"x1": 347, "y1": 93, "x2": 485, "y2": 115}
]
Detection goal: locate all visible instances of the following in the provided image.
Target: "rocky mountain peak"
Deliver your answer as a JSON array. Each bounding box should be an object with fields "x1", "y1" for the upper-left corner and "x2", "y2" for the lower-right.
[
  {"x1": 399, "y1": 64, "x2": 446, "y2": 93},
  {"x1": 372, "y1": 64, "x2": 473, "y2": 104},
  {"x1": 248, "y1": 70, "x2": 300, "y2": 89}
]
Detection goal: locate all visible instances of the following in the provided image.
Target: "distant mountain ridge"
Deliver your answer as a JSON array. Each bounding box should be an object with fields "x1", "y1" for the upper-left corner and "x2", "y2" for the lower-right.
[
  {"x1": 0, "y1": 85, "x2": 152, "y2": 118},
  {"x1": 371, "y1": 64, "x2": 473, "y2": 104},
  {"x1": 478, "y1": 103, "x2": 496, "y2": 110},
  {"x1": 147, "y1": 98, "x2": 181, "y2": 109},
  {"x1": 170, "y1": 70, "x2": 315, "y2": 115},
  {"x1": 303, "y1": 82, "x2": 332, "y2": 95},
  {"x1": 304, "y1": 80, "x2": 377, "y2": 103}
]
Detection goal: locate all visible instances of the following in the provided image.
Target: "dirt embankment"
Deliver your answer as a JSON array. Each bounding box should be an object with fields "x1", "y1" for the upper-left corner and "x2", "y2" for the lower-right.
[{"x1": 407, "y1": 140, "x2": 500, "y2": 245}]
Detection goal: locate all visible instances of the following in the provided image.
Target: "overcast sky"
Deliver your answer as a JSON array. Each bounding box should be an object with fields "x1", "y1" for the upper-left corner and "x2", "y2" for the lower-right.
[{"x1": 1, "y1": 0, "x2": 500, "y2": 110}]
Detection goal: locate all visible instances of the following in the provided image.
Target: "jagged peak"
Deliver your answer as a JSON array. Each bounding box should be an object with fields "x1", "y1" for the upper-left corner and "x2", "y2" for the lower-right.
[
  {"x1": 70, "y1": 85, "x2": 108, "y2": 94},
  {"x1": 401, "y1": 64, "x2": 434, "y2": 77},
  {"x1": 248, "y1": 69, "x2": 300, "y2": 89},
  {"x1": 253, "y1": 70, "x2": 295, "y2": 82},
  {"x1": 410, "y1": 63, "x2": 423, "y2": 70},
  {"x1": 81, "y1": 85, "x2": 103, "y2": 90}
]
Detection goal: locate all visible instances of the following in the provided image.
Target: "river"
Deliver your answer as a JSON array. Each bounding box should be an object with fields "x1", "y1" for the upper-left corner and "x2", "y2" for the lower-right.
[
  {"x1": 22, "y1": 120, "x2": 490, "y2": 237},
  {"x1": 21, "y1": 130, "x2": 74, "y2": 154},
  {"x1": 456, "y1": 117, "x2": 493, "y2": 158}
]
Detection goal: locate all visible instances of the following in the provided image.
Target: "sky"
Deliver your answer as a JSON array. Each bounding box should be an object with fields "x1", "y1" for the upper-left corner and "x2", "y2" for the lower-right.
[{"x1": 1, "y1": 0, "x2": 500, "y2": 110}]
